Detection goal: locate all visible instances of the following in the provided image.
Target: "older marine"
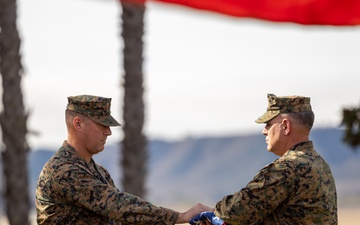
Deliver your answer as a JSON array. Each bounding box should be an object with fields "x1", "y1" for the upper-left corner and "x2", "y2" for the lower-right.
[{"x1": 193, "y1": 93, "x2": 337, "y2": 225}]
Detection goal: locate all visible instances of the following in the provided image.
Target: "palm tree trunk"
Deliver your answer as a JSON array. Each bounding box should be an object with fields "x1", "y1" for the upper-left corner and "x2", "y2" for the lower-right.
[
  {"x1": 0, "y1": 0, "x2": 30, "y2": 224},
  {"x1": 120, "y1": 0, "x2": 147, "y2": 198}
]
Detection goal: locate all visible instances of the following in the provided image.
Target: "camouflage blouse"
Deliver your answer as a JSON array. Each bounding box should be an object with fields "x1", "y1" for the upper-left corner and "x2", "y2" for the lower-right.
[
  {"x1": 36, "y1": 141, "x2": 179, "y2": 225},
  {"x1": 215, "y1": 141, "x2": 337, "y2": 225}
]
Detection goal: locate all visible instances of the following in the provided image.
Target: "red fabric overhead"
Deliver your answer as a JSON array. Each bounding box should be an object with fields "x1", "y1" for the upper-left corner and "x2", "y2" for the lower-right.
[{"x1": 152, "y1": 0, "x2": 360, "y2": 25}]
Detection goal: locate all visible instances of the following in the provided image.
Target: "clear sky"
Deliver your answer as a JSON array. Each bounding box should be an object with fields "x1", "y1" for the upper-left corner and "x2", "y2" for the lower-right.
[{"x1": 18, "y1": 0, "x2": 360, "y2": 149}]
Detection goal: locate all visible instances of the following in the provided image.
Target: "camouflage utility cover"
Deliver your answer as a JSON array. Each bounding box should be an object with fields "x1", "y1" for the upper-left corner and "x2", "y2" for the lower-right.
[
  {"x1": 255, "y1": 93, "x2": 312, "y2": 124},
  {"x1": 214, "y1": 141, "x2": 337, "y2": 224},
  {"x1": 67, "y1": 95, "x2": 121, "y2": 127},
  {"x1": 36, "y1": 141, "x2": 178, "y2": 224}
]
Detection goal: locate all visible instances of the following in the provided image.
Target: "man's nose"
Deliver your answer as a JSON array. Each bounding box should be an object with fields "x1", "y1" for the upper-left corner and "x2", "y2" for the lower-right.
[
  {"x1": 104, "y1": 127, "x2": 112, "y2": 136},
  {"x1": 262, "y1": 128, "x2": 268, "y2": 136}
]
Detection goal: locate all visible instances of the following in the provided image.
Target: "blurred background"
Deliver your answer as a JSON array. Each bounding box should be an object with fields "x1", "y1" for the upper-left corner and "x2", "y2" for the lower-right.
[
  {"x1": 1, "y1": 0, "x2": 360, "y2": 224},
  {"x1": 18, "y1": 0, "x2": 360, "y2": 149}
]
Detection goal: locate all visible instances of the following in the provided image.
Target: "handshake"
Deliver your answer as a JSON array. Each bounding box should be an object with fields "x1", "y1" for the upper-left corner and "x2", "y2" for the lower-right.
[{"x1": 189, "y1": 211, "x2": 226, "y2": 225}]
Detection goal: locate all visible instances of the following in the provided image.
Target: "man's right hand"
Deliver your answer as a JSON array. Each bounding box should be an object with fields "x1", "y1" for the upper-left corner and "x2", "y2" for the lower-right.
[{"x1": 175, "y1": 203, "x2": 213, "y2": 224}]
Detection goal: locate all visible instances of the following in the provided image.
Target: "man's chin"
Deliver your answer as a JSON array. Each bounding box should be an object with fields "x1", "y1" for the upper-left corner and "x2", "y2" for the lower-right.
[{"x1": 95, "y1": 147, "x2": 105, "y2": 154}]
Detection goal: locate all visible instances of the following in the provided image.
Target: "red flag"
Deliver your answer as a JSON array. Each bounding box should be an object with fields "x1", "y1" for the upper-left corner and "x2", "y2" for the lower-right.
[{"x1": 152, "y1": 0, "x2": 360, "y2": 25}]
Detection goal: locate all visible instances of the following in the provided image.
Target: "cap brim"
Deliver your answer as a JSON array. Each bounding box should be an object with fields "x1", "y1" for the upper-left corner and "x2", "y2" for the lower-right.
[
  {"x1": 255, "y1": 110, "x2": 280, "y2": 124},
  {"x1": 98, "y1": 116, "x2": 121, "y2": 127}
]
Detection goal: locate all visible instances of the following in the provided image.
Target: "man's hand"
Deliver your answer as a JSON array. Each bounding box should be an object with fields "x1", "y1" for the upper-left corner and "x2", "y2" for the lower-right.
[{"x1": 175, "y1": 203, "x2": 213, "y2": 224}]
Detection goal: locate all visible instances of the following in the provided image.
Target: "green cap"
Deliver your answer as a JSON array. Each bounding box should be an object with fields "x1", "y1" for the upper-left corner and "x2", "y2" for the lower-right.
[
  {"x1": 255, "y1": 93, "x2": 312, "y2": 123},
  {"x1": 67, "y1": 95, "x2": 121, "y2": 127}
]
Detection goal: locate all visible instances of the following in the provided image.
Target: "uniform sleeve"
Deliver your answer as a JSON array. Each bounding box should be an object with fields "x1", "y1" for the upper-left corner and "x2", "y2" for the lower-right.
[
  {"x1": 52, "y1": 164, "x2": 179, "y2": 225},
  {"x1": 214, "y1": 161, "x2": 296, "y2": 224}
]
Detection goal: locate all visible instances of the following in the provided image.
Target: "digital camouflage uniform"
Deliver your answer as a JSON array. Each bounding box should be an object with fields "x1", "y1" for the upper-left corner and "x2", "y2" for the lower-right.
[
  {"x1": 214, "y1": 94, "x2": 337, "y2": 224},
  {"x1": 36, "y1": 95, "x2": 179, "y2": 224},
  {"x1": 215, "y1": 141, "x2": 337, "y2": 224},
  {"x1": 36, "y1": 141, "x2": 179, "y2": 225}
]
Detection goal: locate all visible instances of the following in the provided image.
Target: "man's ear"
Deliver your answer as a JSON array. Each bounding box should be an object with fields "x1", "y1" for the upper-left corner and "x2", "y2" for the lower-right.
[
  {"x1": 73, "y1": 117, "x2": 82, "y2": 130},
  {"x1": 282, "y1": 118, "x2": 291, "y2": 135}
]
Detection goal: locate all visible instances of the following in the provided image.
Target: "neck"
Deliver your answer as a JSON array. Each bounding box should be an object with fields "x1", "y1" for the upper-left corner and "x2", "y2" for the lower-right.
[
  {"x1": 67, "y1": 137, "x2": 92, "y2": 163},
  {"x1": 280, "y1": 132, "x2": 309, "y2": 156}
]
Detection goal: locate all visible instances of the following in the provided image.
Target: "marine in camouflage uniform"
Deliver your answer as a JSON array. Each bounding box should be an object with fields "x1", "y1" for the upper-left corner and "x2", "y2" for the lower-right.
[
  {"x1": 35, "y1": 95, "x2": 187, "y2": 224},
  {"x1": 36, "y1": 141, "x2": 179, "y2": 224},
  {"x1": 214, "y1": 94, "x2": 337, "y2": 224}
]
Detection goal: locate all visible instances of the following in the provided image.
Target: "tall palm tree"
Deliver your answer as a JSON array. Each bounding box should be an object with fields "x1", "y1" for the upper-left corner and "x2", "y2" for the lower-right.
[
  {"x1": 119, "y1": 0, "x2": 147, "y2": 198},
  {"x1": 0, "y1": 0, "x2": 30, "y2": 224}
]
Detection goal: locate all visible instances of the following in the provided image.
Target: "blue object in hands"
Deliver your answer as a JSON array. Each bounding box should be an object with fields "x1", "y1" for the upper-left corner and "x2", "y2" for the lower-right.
[{"x1": 189, "y1": 211, "x2": 226, "y2": 225}]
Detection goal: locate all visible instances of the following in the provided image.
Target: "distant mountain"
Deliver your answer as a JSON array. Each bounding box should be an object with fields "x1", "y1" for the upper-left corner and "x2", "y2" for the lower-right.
[{"x1": 2, "y1": 127, "x2": 360, "y2": 212}]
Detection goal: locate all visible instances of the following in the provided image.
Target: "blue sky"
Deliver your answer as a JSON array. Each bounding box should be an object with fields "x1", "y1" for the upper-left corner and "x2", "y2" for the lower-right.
[{"x1": 19, "y1": 0, "x2": 360, "y2": 149}]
